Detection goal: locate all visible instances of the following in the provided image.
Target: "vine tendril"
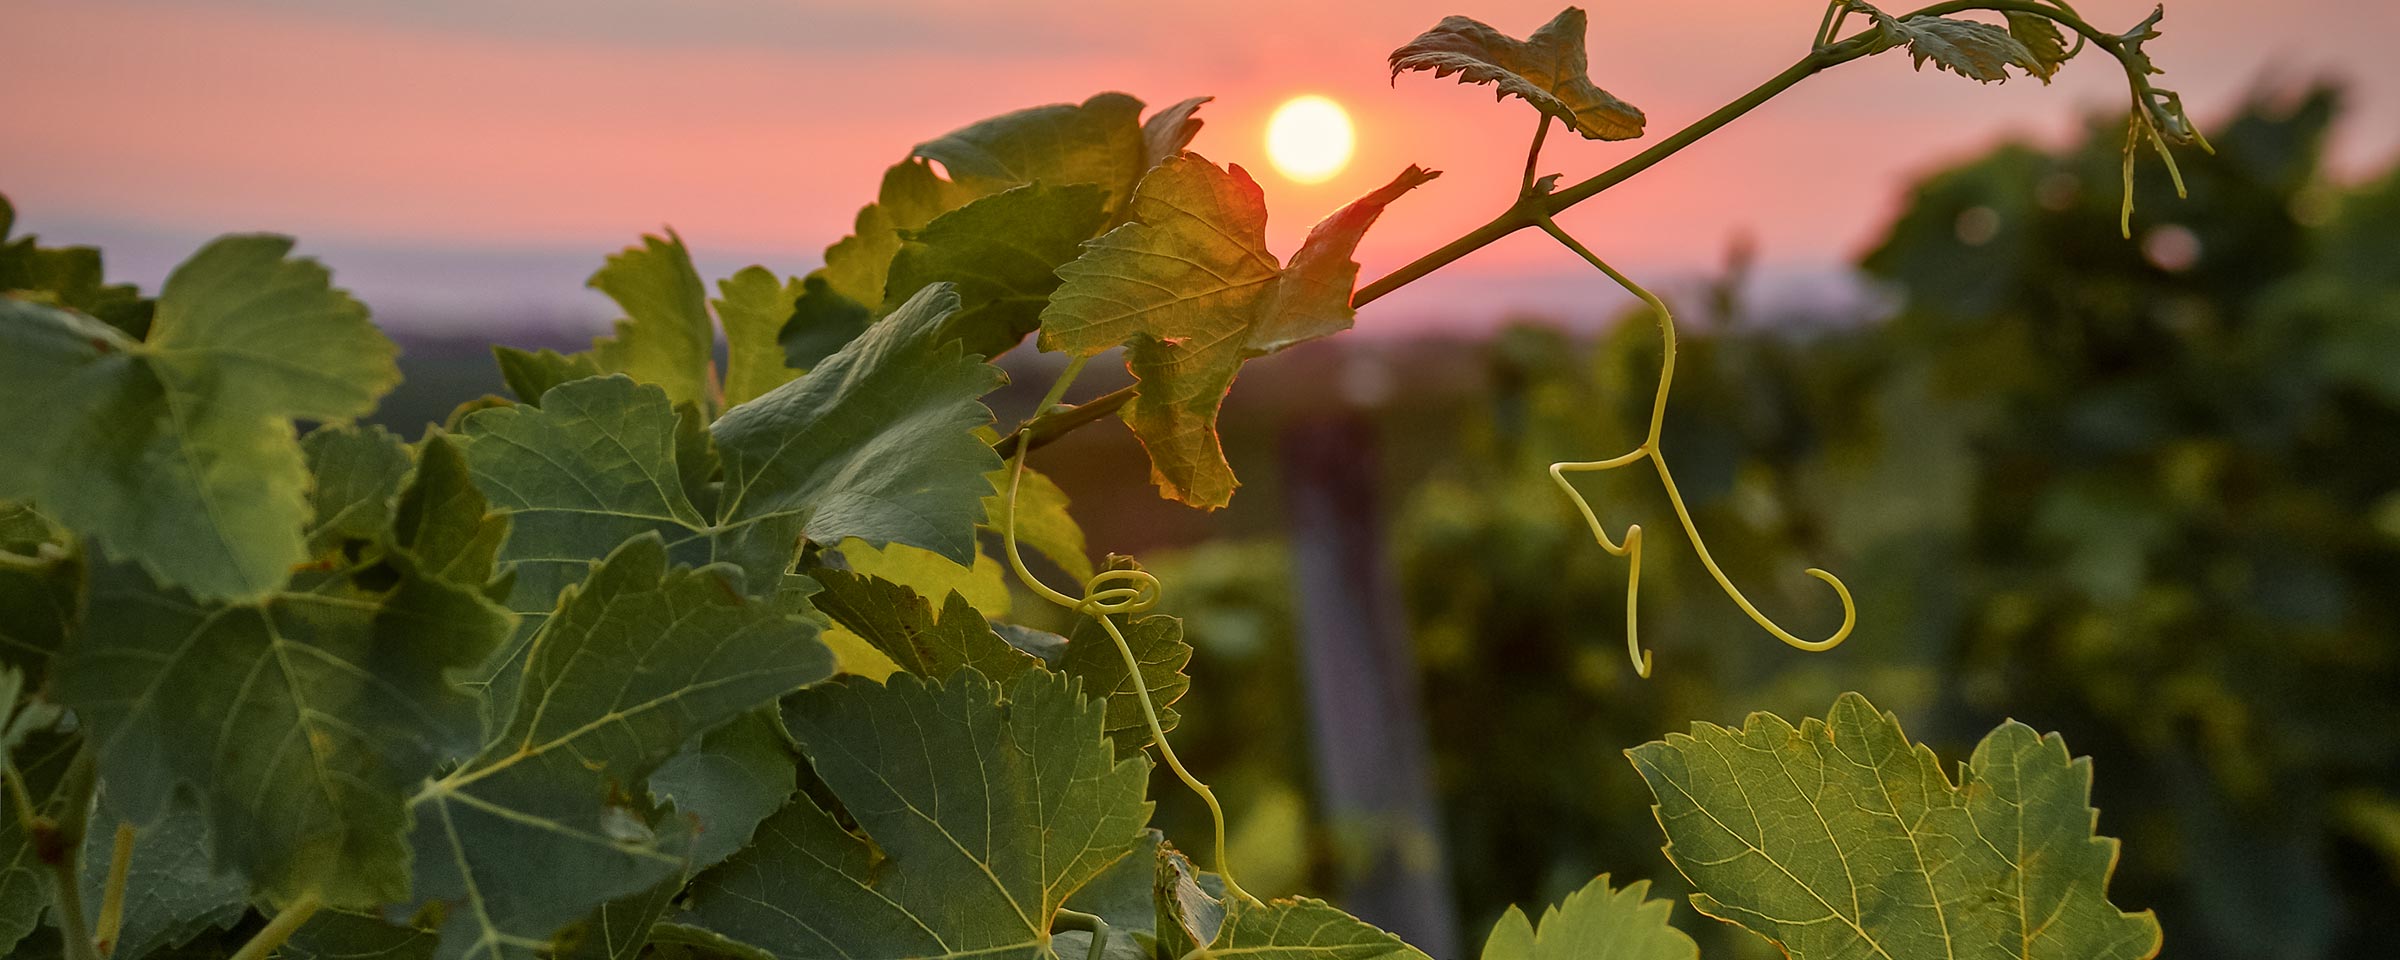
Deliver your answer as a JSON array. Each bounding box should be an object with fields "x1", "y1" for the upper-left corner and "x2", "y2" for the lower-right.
[
  {"x1": 1532, "y1": 213, "x2": 1856, "y2": 677},
  {"x1": 1001, "y1": 356, "x2": 1257, "y2": 906}
]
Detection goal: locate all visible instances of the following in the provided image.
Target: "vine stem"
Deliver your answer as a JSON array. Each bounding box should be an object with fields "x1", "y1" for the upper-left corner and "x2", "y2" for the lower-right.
[
  {"x1": 94, "y1": 822, "x2": 135, "y2": 958},
  {"x1": 1534, "y1": 214, "x2": 1855, "y2": 674},
  {"x1": 36, "y1": 747, "x2": 102, "y2": 960},
  {"x1": 227, "y1": 895, "x2": 320, "y2": 960},
  {"x1": 1000, "y1": 359, "x2": 1258, "y2": 907}
]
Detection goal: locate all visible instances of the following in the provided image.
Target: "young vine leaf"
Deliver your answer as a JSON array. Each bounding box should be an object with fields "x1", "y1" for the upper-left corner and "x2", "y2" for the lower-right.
[
  {"x1": 406, "y1": 534, "x2": 831, "y2": 960},
  {"x1": 680, "y1": 669, "x2": 1152, "y2": 960},
  {"x1": 712, "y1": 267, "x2": 810, "y2": 409},
  {"x1": 2003, "y1": 11, "x2": 2074, "y2": 82},
  {"x1": 796, "y1": 94, "x2": 1206, "y2": 364},
  {"x1": 1855, "y1": 3, "x2": 2045, "y2": 84},
  {"x1": 586, "y1": 231, "x2": 719, "y2": 412},
  {"x1": 1388, "y1": 8, "x2": 1646, "y2": 141},
  {"x1": 1627, "y1": 693, "x2": 2162, "y2": 960},
  {"x1": 1157, "y1": 844, "x2": 1428, "y2": 960},
  {"x1": 1038, "y1": 157, "x2": 1437, "y2": 507},
  {"x1": 53, "y1": 439, "x2": 512, "y2": 908},
  {"x1": 459, "y1": 282, "x2": 1004, "y2": 667},
  {"x1": 0, "y1": 238, "x2": 398, "y2": 603},
  {"x1": 2118, "y1": 6, "x2": 2203, "y2": 147},
  {"x1": 0, "y1": 194, "x2": 153, "y2": 338},
  {"x1": 1478, "y1": 875, "x2": 1696, "y2": 960}
]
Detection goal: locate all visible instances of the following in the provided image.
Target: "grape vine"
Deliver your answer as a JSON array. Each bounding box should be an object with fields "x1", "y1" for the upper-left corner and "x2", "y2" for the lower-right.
[{"x1": 0, "y1": 3, "x2": 2203, "y2": 960}]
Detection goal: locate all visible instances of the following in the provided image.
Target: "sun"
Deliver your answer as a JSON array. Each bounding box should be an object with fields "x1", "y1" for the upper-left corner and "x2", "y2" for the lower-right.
[{"x1": 1265, "y1": 95, "x2": 1355, "y2": 184}]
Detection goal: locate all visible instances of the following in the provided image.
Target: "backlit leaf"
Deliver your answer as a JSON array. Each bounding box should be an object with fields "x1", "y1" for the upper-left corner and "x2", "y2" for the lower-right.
[
  {"x1": 406, "y1": 534, "x2": 831, "y2": 960},
  {"x1": 1157, "y1": 848, "x2": 1429, "y2": 960},
  {"x1": 1061, "y1": 614, "x2": 1191, "y2": 752},
  {"x1": 913, "y1": 94, "x2": 1147, "y2": 211},
  {"x1": 0, "y1": 236, "x2": 398, "y2": 602},
  {"x1": 1388, "y1": 8, "x2": 1645, "y2": 141},
  {"x1": 1039, "y1": 158, "x2": 1435, "y2": 507},
  {"x1": 681, "y1": 669, "x2": 1151, "y2": 960},
  {"x1": 884, "y1": 183, "x2": 1110, "y2": 359},
  {"x1": 1626, "y1": 692, "x2": 2163, "y2": 960},
  {"x1": 1859, "y1": 5, "x2": 2043, "y2": 83},
  {"x1": 1477, "y1": 875, "x2": 1695, "y2": 960},
  {"x1": 807, "y1": 569, "x2": 1036, "y2": 683},
  {"x1": 714, "y1": 267, "x2": 807, "y2": 410},
  {"x1": 984, "y1": 461, "x2": 1094, "y2": 584},
  {"x1": 2005, "y1": 12, "x2": 2072, "y2": 82},
  {"x1": 588, "y1": 231, "x2": 716, "y2": 411}
]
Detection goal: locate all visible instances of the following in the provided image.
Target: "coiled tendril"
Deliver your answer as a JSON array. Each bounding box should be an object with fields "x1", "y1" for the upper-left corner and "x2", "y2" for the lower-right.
[
  {"x1": 1534, "y1": 210, "x2": 1855, "y2": 677},
  {"x1": 1001, "y1": 356, "x2": 1257, "y2": 906}
]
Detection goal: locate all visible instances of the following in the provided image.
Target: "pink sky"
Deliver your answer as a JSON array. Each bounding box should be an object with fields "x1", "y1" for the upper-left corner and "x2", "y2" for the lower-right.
[{"x1": 7, "y1": 0, "x2": 2398, "y2": 333}]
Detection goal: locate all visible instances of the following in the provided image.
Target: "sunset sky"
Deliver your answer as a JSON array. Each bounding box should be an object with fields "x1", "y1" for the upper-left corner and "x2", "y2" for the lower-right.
[{"x1": 8, "y1": 0, "x2": 2399, "y2": 333}]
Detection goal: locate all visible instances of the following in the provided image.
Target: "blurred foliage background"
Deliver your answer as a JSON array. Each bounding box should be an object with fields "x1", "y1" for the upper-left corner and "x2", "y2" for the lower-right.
[{"x1": 364, "y1": 85, "x2": 2400, "y2": 959}]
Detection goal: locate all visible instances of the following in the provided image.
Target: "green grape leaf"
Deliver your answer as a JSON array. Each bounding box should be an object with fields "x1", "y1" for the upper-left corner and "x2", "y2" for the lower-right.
[
  {"x1": 1061, "y1": 614, "x2": 1190, "y2": 752},
  {"x1": 652, "y1": 708, "x2": 800, "y2": 872},
  {"x1": 984, "y1": 461, "x2": 1094, "y2": 584},
  {"x1": 835, "y1": 538, "x2": 1012, "y2": 617},
  {"x1": 0, "y1": 195, "x2": 154, "y2": 338},
  {"x1": 587, "y1": 231, "x2": 716, "y2": 411},
  {"x1": 54, "y1": 543, "x2": 509, "y2": 908},
  {"x1": 912, "y1": 94, "x2": 1148, "y2": 211},
  {"x1": 78, "y1": 804, "x2": 250, "y2": 960},
  {"x1": 713, "y1": 267, "x2": 806, "y2": 409},
  {"x1": 285, "y1": 912, "x2": 440, "y2": 960},
  {"x1": 712, "y1": 283, "x2": 1006, "y2": 567},
  {"x1": 406, "y1": 534, "x2": 831, "y2": 960},
  {"x1": 1859, "y1": 6, "x2": 2043, "y2": 83},
  {"x1": 681, "y1": 669, "x2": 1152, "y2": 960},
  {"x1": 1479, "y1": 875, "x2": 1695, "y2": 960},
  {"x1": 0, "y1": 541, "x2": 80, "y2": 689},
  {"x1": 779, "y1": 275, "x2": 875, "y2": 374},
  {"x1": 808, "y1": 569, "x2": 1036, "y2": 682},
  {"x1": 394, "y1": 434, "x2": 511, "y2": 592},
  {"x1": 1626, "y1": 692, "x2": 2163, "y2": 960},
  {"x1": 884, "y1": 183, "x2": 1110, "y2": 359},
  {"x1": 1155, "y1": 842, "x2": 1429, "y2": 960},
  {"x1": 0, "y1": 724, "x2": 78, "y2": 956},
  {"x1": 493, "y1": 347, "x2": 603, "y2": 407},
  {"x1": 1388, "y1": 8, "x2": 1645, "y2": 141},
  {"x1": 2004, "y1": 12, "x2": 2072, "y2": 82},
  {"x1": 0, "y1": 237, "x2": 398, "y2": 602},
  {"x1": 302, "y1": 425, "x2": 413, "y2": 555},
  {"x1": 1038, "y1": 158, "x2": 1435, "y2": 507},
  {"x1": 802, "y1": 94, "x2": 1203, "y2": 364}
]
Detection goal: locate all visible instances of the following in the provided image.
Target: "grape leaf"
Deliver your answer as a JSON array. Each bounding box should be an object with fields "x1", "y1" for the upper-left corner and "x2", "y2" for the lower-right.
[
  {"x1": 779, "y1": 276, "x2": 875, "y2": 374},
  {"x1": 807, "y1": 569, "x2": 1034, "y2": 682},
  {"x1": 1858, "y1": 5, "x2": 2043, "y2": 83},
  {"x1": 2117, "y1": 7, "x2": 2203, "y2": 146},
  {"x1": 884, "y1": 183, "x2": 1110, "y2": 359},
  {"x1": 2004, "y1": 12, "x2": 2072, "y2": 82},
  {"x1": 302, "y1": 425, "x2": 413, "y2": 555},
  {"x1": 588, "y1": 231, "x2": 717, "y2": 411},
  {"x1": 76, "y1": 803, "x2": 250, "y2": 960},
  {"x1": 834, "y1": 538, "x2": 1012, "y2": 617},
  {"x1": 1626, "y1": 692, "x2": 2163, "y2": 960},
  {"x1": 1388, "y1": 8, "x2": 1645, "y2": 141},
  {"x1": 1038, "y1": 157, "x2": 1435, "y2": 507},
  {"x1": 711, "y1": 283, "x2": 1006, "y2": 567},
  {"x1": 462, "y1": 282, "x2": 1004, "y2": 646},
  {"x1": 713, "y1": 267, "x2": 807, "y2": 409},
  {"x1": 0, "y1": 194, "x2": 153, "y2": 338},
  {"x1": 285, "y1": 912, "x2": 440, "y2": 960},
  {"x1": 493, "y1": 347, "x2": 603, "y2": 407},
  {"x1": 395, "y1": 434, "x2": 511, "y2": 592},
  {"x1": 1156, "y1": 842, "x2": 1431, "y2": 960},
  {"x1": 1478, "y1": 875, "x2": 1695, "y2": 960},
  {"x1": 681, "y1": 669, "x2": 1152, "y2": 960},
  {"x1": 913, "y1": 93, "x2": 1147, "y2": 210},
  {"x1": 651, "y1": 708, "x2": 800, "y2": 872},
  {"x1": 984, "y1": 461, "x2": 1094, "y2": 584},
  {"x1": 0, "y1": 540, "x2": 79, "y2": 690},
  {"x1": 0, "y1": 723, "x2": 77, "y2": 956},
  {"x1": 54, "y1": 549, "x2": 507, "y2": 908},
  {"x1": 1061, "y1": 615, "x2": 1191, "y2": 753},
  {"x1": 0, "y1": 237, "x2": 399, "y2": 602},
  {"x1": 802, "y1": 94, "x2": 1204, "y2": 363},
  {"x1": 406, "y1": 534, "x2": 831, "y2": 960}
]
